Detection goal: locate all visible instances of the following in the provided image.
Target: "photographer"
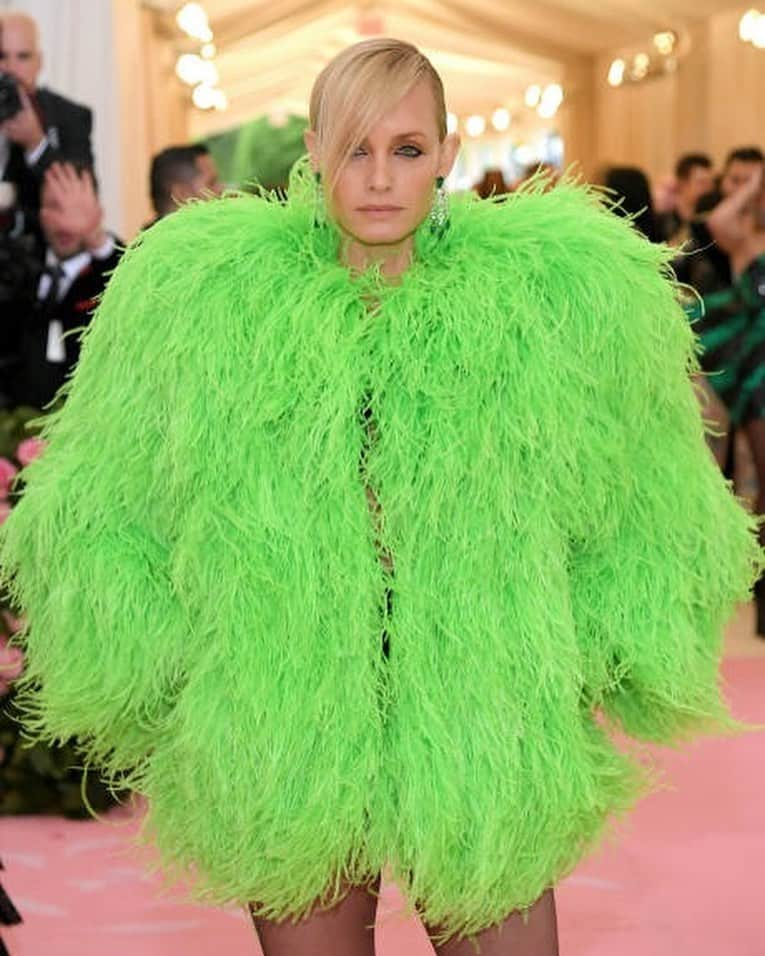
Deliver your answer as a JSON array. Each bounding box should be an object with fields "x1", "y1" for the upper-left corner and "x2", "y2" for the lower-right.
[
  {"x1": 0, "y1": 182, "x2": 41, "y2": 408},
  {"x1": 0, "y1": 11, "x2": 94, "y2": 240},
  {"x1": 7, "y1": 161, "x2": 121, "y2": 410}
]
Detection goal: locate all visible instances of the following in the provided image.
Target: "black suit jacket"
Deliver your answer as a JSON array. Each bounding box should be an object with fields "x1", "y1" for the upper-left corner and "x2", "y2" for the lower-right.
[
  {"x1": 9, "y1": 241, "x2": 122, "y2": 410},
  {"x1": 2, "y1": 87, "x2": 94, "y2": 238}
]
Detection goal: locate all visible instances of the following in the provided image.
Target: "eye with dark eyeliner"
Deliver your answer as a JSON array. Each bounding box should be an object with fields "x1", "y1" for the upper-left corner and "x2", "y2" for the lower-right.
[
  {"x1": 397, "y1": 145, "x2": 423, "y2": 158},
  {"x1": 352, "y1": 144, "x2": 424, "y2": 158}
]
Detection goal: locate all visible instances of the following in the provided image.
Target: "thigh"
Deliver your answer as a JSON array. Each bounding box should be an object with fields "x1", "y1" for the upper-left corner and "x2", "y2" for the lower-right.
[
  {"x1": 251, "y1": 875, "x2": 381, "y2": 956},
  {"x1": 428, "y1": 888, "x2": 559, "y2": 956}
]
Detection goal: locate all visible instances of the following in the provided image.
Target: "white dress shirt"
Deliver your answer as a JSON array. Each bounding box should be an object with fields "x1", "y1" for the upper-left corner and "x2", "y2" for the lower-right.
[{"x1": 38, "y1": 236, "x2": 115, "y2": 362}]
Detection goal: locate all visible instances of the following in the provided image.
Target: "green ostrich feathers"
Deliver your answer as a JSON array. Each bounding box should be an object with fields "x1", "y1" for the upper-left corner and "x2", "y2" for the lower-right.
[{"x1": 1, "y1": 162, "x2": 760, "y2": 938}]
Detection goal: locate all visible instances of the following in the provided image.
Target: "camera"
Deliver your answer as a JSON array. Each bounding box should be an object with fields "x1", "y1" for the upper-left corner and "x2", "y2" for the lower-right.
[{"x1": 0, "y1": 72, "x2": 22, "y2": 123}]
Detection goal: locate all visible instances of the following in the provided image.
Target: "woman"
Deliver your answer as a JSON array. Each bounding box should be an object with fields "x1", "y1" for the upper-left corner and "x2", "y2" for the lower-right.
[
  {"x1": 693, "y1": 164, "x2": 765, "y2": 634},
  {"x1": 601, "y1": 165, "x2": 660, "y2": 242},
  {"x1": 0, "y1": 39, "x2": 759, "y2": 956}
]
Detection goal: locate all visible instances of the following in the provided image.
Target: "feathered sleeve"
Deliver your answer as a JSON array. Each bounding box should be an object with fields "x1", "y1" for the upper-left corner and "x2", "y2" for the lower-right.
[
  {"x1": 0, "y1": 198, "x2": 263, "y2": 777},
  {"x1": 524, "y1": 183, "x2": 763, "y2": 742}
]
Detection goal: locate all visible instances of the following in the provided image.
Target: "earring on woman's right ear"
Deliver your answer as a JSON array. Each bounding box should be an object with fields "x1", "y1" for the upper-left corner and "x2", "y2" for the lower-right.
[{"x1": 313, "y1": 170, "x2": 327, "y2": 228}]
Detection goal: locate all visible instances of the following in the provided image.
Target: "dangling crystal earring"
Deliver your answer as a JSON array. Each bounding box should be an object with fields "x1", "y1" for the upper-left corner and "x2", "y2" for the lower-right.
[
  {"x1": 313, "y1": 170, "x2": 327, "y2": 228},
  {"x1": 429, "y1": 175, "x2": 450, "y2": 236}
]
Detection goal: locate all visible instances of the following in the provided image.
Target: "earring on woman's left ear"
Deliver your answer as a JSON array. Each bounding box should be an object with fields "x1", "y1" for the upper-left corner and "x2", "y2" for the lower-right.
[{"x1": 429, "y1": 175, "x2": 450, "y2": 236}]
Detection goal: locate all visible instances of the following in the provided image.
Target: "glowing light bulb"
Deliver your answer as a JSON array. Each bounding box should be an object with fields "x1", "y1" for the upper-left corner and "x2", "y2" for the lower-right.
[
  {"x1": 653, "y1": 31, "x2": 676, "y2": 55},
  {"x1": 491, "y1": 108, "x2": 511, "y2": 132},
  {"x1": 177, "y1": 3, "x2": 213, "y2": 43},
  {"x1": 753, "y1": 14, "x2": 765, "y2": 47},
  {"x1": 192, "y1": 83, "x2": 216, "y2": 110},
  {"x1": 525, "y1": 85, "x2": 541, "y2": 108},
  {"x1": 537, "y1": 84, "x2": 563, "y2": 119},
  {"x1": 176, "y1": 53, "x2": 204, "y2": 85},
  {"x1": 465, "y1": 115, "x2": 486, "y2": 137},
  {"x1": 608, "y1": 58, "x2": 625, "y2": 86},
  {"x1": 739, "y1": 9, "x2": 761, "y2": 42},
  {"x1": 631, "y1": 52, "x2": 650, "y2": 80},
  {"x1": 447, "y1": 112, "x2": 458, "y2": 134}
]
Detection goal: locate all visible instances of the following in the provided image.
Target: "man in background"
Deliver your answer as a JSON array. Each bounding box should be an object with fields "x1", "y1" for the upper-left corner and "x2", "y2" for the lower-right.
[
  {"x1": 0, "y1": 10, "x2": 94, "y2": 240},
  {"x1": 658, "y1": 152, "x2": 715, "y2": 246},
  {"x1": 146, "y1": 143, "x2": 223, "y2": 226},
  {"x1": 685, "y1": 146, "x2": 765, "y2": 290},
  {"x1": 6, "y1": 161, "x2": 121, "y2": 410}
]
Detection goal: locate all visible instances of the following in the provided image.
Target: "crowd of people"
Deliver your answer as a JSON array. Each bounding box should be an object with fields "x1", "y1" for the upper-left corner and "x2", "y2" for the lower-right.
[
  {"x1": 0, "y1": 5, "x2": 225, "y2": 414},
  {"x1": 0, "y1": 14, "x2": 763, "y2": 956}
]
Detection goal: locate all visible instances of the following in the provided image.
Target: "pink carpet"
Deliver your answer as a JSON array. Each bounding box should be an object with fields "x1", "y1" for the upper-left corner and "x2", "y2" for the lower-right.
[{"x1": 1, "y1": 657, "x2": 762, "y2": 955}]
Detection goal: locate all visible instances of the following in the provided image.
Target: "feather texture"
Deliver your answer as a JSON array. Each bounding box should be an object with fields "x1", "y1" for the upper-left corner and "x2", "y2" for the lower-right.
[{"x1": 0, "y1": 161, "x2": 760, "y2": 938}]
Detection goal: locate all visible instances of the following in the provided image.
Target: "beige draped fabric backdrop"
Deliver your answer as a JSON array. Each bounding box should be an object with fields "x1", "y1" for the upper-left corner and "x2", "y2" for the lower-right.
[{"x1": 111, "y1": 0, "x2": 189, "y2": 236}]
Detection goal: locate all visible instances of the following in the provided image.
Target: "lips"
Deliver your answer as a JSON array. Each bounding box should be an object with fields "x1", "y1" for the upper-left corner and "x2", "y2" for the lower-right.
[{"x1": 358, "y1": 206, "x2": 403, "y2": 213}]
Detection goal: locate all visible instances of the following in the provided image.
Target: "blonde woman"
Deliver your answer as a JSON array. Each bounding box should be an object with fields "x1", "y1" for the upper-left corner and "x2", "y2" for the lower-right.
[{"x1": 1, "y1": 39, "x2": 759, "y2": 956}]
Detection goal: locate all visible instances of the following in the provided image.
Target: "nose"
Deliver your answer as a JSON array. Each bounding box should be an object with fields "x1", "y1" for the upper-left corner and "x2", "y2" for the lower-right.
[{"x1": 368, "y1": 154, "x2": 392, "y2": 192}]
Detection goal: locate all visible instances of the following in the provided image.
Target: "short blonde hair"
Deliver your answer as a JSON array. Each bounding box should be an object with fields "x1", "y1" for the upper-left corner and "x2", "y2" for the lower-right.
[{"x1": 309, "y1": 38, "x2": 447, "y2": 189}]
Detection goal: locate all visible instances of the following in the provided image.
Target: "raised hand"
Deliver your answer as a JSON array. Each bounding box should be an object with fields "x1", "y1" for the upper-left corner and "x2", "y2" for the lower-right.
[{"x1": 42, "y1": 161, "x2": 105, "y2": 249}]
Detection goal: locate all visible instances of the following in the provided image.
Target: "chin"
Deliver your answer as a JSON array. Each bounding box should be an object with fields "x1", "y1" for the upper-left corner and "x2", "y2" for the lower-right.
[
  {"x1": 51, "y1": 239, "x2": 82, "y2": 259},
  {"x1": 348, "y1": 221, "x2": 416, "y2": 247}
]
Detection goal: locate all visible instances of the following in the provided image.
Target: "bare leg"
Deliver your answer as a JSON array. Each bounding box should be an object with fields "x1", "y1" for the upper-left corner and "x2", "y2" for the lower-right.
[
  {"x1": 250, "y1": 876, "x2": 381, "y2": 956},
  {"x1": 427, "y1": 888, "x2": 559, "y2": 956},
  {"x1": 695, "y1": 376, "x2": 730, "y2": 469}
]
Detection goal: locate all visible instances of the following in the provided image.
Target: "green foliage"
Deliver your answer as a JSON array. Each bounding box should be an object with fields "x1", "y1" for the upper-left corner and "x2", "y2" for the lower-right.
[
  {"x1": 204, "y1": 114, "x2": 308, "y2": 191},
  {"x1": 0, "y1": 693, "x2": 122, "y2": 816},
  {"x1": 0, "y1": 407, "x2": 42, "y2": 462}
]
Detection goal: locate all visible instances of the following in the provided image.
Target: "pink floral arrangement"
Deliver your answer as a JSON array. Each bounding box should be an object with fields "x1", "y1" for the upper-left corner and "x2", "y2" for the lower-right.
[
  {"x1": 0, "y1": 631, "x2": 23, "y2": 696},
  {"x1": 0, "y1": 423, "x2": 46, "y2": 692},
  {"x1": 0, "y1": 458, "x2": 17, "y2": 501},
  {"x1": 15, "y1": 437, "x2": 46, "y2": 468}
]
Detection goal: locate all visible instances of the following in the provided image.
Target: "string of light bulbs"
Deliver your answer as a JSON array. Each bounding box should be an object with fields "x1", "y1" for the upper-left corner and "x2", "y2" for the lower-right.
[
  {"x1": 446, "y1": 87, "x2": 562, "y2": 141},
  {"x1": 607, "y1": 31, "x2": 677, "y2": 87},
  {"x1": 174, "y1": 2, "x2": 229, "y2": 111}
]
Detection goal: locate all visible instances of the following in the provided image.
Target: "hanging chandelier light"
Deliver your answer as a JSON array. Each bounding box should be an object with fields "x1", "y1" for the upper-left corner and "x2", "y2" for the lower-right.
[{"x1": 606, "y1": 31, "x2": 679, "y2": 87}]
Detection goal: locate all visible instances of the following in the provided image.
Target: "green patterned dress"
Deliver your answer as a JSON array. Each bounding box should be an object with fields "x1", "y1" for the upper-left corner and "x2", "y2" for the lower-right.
[{"x1": 689, "y1": 254, "x2": 765, "y2": 426}]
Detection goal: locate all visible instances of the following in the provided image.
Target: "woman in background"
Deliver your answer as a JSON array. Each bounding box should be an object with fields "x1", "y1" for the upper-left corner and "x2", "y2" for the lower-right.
[{"x1": 602, "y1": 165, "x2": 660, "y2": 242}]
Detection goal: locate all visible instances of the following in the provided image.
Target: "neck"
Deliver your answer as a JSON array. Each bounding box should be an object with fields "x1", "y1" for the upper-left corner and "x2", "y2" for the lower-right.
[
  {"x1": 675, "y1": 195, "x2": 696, "y2": 222},
  {"x1": 341, "y1": 235, "x2": 415, "y2": 279}
]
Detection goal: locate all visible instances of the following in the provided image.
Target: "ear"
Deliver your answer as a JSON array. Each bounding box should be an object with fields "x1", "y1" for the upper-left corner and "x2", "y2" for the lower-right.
[
  {"x1": 437, "y1": 132, "x2": 461, "y2": 180},
  {"x1": 171, "y1": 183, "x2": 194, "y2": 206},
  {"x1": 303, "y1": 130, "x2": 320, "y2": 174}
]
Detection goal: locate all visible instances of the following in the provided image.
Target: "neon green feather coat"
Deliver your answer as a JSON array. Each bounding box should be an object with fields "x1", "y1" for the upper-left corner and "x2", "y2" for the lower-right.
[{"x1": 1, "y1": 164, "x2": 760, "y2": 938}]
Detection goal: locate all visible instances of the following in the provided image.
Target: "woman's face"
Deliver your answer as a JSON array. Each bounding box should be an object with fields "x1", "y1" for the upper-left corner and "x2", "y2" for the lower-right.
[{"x1": 308, "y1": 81, "x2": 459, "y2": 248}]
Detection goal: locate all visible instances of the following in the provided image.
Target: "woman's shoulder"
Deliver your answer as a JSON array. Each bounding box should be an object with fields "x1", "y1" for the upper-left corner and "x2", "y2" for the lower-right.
[
  {"x1": 453, "y1": 178, "x2": 659, "y2": 256},
  {"x1": 108, "y1": 193, "x2": 310, "y2": 310}
]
